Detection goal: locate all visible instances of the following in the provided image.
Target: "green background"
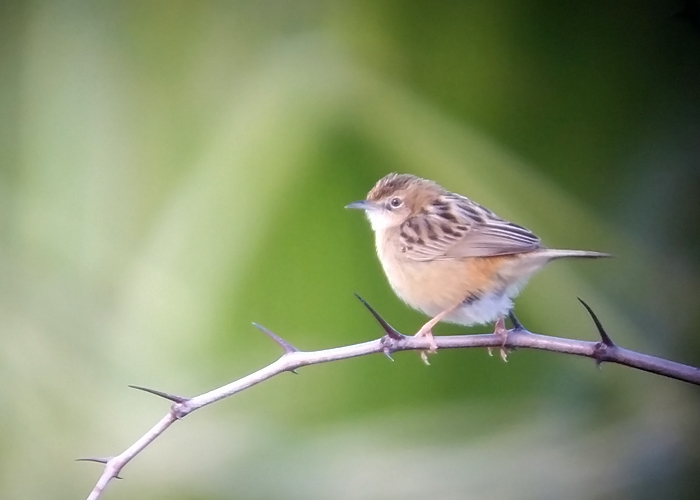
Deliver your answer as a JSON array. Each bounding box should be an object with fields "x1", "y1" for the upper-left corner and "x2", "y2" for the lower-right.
[{"x1": 1, "y1": 1, "x2": 699, "y2": 499}]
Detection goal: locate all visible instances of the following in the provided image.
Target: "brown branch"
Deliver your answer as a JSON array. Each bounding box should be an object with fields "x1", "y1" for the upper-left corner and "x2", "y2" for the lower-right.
[{"x1": 80, "y1": 297, "x2": 700, "y2": 500}]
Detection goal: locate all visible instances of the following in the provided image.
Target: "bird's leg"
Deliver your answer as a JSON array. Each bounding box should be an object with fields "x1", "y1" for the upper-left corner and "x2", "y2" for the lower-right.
[
  {"x1": 414, "y1": 306, "x2": 456, "y2": 365},
  {"x1": 487, "y1": 316, "x2": 510, "y2": 362}
]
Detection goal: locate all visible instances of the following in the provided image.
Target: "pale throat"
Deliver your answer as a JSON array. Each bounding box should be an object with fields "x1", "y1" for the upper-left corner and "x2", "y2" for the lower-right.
[{"x1": 365, "y1": 210, "x2": 395, "y2": 232}]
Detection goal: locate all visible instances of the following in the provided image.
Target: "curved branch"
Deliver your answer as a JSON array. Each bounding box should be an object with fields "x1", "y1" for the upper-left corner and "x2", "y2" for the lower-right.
[{"x1": 81, "y1": 298, "x2": 700, "y2": 500}]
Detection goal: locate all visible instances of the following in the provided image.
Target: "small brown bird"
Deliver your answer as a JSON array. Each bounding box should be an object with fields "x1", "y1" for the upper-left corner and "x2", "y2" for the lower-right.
[{"x1": 347, "y1": 173, "x2": 609, "y2": 360}]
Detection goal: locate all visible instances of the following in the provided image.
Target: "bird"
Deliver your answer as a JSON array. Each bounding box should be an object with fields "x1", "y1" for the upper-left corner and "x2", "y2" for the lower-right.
[{"x1": 346, "y1": 173, "x2": 609, "y2": 362}]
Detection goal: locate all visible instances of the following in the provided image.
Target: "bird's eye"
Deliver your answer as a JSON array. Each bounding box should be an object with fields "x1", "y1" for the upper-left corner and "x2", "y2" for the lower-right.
[{"x1": 389, "y1": 197, "x2": 402, "y2": 208}]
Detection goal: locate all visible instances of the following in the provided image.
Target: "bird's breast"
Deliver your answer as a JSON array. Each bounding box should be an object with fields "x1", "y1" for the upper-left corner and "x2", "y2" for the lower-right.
[
  {"x1": 375, "y1": 231, "x2": 475, "y2": 316},
  {"x1": 374, "y1": 230, "x2": 532, "y2": 325}
]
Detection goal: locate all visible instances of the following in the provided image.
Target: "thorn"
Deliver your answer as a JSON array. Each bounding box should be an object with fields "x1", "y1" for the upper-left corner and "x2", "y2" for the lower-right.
[
  {"x1": 577, "y1": 298, "x2": 615, "y2": 347},
  {"x1": 508, "y1": 311, "x2": 525, "y2": 331},
  {"x1": 354, "y1": 293, "x2": 405, "y2": 340},
  {"x1": 380, "y1": 335, "x2": 403, "y2": 360},
  {"x1": 76, "y1": 458, "x2": 123, "y2": 479},
  {"x1": 290, "y1": 369, "x2": 299, "y2": 374},
  {"x1": 76, "y1": 457, "x2": 110, "y2": 464},
  {"x1": 128, "y1": 385, "x2": 189, "y2": 404},
  {"x1": 252, "y1": 323, "x2": 299, "y2": 354}
]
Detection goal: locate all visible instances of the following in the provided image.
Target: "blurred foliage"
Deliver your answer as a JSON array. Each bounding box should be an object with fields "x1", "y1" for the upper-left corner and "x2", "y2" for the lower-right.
[{"x1": 1, "y1": 1, "x2": 699, "y2": 499}]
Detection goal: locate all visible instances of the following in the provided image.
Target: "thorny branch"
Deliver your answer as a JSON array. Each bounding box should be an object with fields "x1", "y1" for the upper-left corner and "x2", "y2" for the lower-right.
[{"x1": 80, "y1": 296, "x2": 700, "y2": 500}]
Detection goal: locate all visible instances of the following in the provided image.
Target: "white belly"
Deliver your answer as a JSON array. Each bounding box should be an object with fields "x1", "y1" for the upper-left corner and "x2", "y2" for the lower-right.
[{"x1": 443, "y1": 292, "x2": 514, "y2": 326}]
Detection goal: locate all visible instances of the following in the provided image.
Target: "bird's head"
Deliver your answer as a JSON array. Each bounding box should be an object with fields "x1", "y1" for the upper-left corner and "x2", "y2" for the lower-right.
[{"x1": 346, "y1": 173, "x2": 445, "y2": 231}]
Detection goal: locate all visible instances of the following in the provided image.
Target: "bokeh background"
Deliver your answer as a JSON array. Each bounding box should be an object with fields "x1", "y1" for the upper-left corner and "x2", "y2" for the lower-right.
[{"x1": 1, "y1": 1, "x2": 699, "y2": 499}]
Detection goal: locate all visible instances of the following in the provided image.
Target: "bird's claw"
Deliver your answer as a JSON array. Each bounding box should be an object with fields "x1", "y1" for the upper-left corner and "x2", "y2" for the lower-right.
[
  {"x1": 415, "y1": 329, "x2": 438, "y2": 365},
  {"x1": 487, "y1": 317, "x2": 510, "y2": 362}
]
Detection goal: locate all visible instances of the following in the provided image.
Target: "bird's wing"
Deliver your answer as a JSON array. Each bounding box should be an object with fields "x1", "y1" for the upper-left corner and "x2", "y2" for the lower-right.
[{"x1": 400, "y1": 195, "x2": 543, "y2": 261}]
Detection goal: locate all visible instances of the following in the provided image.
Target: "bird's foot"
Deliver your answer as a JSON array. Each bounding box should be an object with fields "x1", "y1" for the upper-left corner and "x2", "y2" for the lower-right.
[
  {"x1": 414, "y1": 325, "x2": 439, "y2": 365},
  {"x1": 487, "y1": 317, "x2": 510, "y2": 362}
]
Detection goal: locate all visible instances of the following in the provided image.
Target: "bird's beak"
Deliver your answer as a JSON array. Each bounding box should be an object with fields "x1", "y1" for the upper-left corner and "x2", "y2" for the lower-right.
[{"x1": 345, "y1": 200, "x2": 378, "y2": 211}]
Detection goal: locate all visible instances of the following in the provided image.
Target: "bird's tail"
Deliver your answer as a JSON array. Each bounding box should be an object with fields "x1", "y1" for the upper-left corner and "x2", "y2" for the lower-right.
[
  {"x1": 542, "y1": 249, "x2": 612, "y2": 260},
  {"x1": 502, "y1": 248, "x2": 610, "y2": 283}
]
